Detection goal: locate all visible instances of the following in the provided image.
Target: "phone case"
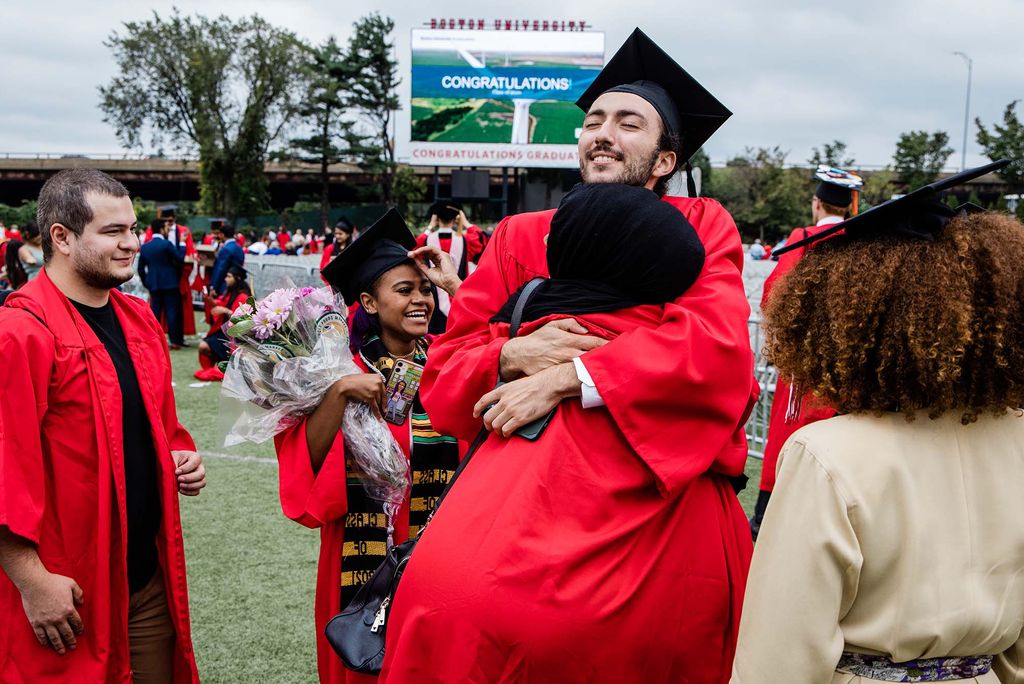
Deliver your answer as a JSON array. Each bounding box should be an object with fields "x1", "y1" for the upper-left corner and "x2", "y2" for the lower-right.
[
  {"x1": 383, "y1": 359, "x2": 424, "y2": 426},
  {"x1": 514, "y1": 409, "x2": 556, "y2": 441},
  {"x1": 489, "y1": 380, "x2": 557, "y2": 441}
]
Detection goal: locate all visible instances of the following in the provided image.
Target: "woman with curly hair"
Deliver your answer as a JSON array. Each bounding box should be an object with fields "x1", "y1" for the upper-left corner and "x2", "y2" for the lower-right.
[{"x1": 732, "y1": 162, "x2": 1024, "y2": 683}]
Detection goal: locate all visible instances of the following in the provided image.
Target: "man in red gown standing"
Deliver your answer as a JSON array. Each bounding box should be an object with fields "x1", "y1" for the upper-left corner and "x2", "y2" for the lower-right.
[
  {"x1": 0, "y1": 169, "x2": 206, "y2": 682},
  {"x1": 416, "y1": 202, "x2": 487, "y2": 333},
  {"x1": 748, "y1": 166, "x2": 863, "y2": 538},
  {"x1": 383, "y1": 29, "x2": 758, "y2": 683}
]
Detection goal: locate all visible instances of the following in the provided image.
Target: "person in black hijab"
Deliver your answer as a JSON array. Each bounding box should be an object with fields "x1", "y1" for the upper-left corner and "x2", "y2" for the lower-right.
[{"x1": 494, "y1": 182, "x2": 705, "y2": 324}]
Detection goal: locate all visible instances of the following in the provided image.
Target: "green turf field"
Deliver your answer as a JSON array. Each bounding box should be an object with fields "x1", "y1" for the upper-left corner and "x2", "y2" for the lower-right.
[
  {"x1": 410, "y1": 104, "x2": 433, "y2": 122},
  {"x1": 432, "y1": 100, "x2": 514, "y2": 143},
  {"x1": 412, "y1": 98, "x2": 583, "y2": 144},
  {"x1": 529, "y1": 101, "x2": 583, "y2": 144},
  {"x1": 170, "y1": 334, "x2": 319, "y2": 683},
  {"x1": 170, "y1": 315, "x2": 761, "y2": 681}
]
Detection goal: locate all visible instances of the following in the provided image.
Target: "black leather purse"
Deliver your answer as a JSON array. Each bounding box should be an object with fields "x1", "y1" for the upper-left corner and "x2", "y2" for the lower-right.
[{"x1": 324, "y1": 277, "x2": 546, "y2": 674}]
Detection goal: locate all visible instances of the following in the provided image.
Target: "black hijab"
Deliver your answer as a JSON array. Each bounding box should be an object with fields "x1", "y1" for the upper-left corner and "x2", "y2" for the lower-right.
[{"x1": 493, "y1": 183, "x2": 705, "y2": 324}]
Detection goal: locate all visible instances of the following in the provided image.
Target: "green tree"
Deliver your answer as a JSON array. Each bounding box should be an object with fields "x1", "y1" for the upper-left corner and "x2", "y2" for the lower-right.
[
  {"x1": 808, "y1": 139, "x2": 855, "y2": 168},
  {"x1": 99, "y1": 11, "x2": 306, "y2": 219},
  {"x1": 893, "y1": 130, "x2": 954, "y2": 191},
  {"x1": 858, "y1": 168, "x2": 896, "y2": 211},
  {"x1": 0, "y1": 200, "x2": 39, "y2": 228},
  {"x1": 391, "y1": 166, "x2": 427, "y2": 218},
  {"x1": 341, "y1": 13, "x2": 402, "y2": 203},
  {"x1": 132, "y1": 198, "x2": 158, "y2": 229},
  {"x1": 976, "y1": 100, "x2": 1024, "y2": 191},
  {"x1": 689, "y1": 147, "x2": 713, "y2": 195},
  {"x1": 711, "y1": 147, "x2": 809, "y2": 242},
  {"x1": 289, "y1": 37, "x2": 373, "y2": 230}
]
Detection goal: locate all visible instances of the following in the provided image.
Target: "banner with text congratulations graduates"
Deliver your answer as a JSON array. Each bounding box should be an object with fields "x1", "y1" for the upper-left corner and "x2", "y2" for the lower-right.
[{"x1": 407, "y1": 27, "x2": 604, "y2": 169}]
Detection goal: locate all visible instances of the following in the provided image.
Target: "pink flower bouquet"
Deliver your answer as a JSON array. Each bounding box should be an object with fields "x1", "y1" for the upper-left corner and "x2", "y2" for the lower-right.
[{"x1": 220, "y1": 285, "x2": 409, "y2": 508}]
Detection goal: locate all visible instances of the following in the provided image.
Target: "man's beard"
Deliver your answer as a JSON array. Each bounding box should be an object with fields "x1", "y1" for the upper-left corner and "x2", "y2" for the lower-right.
[
  {"x1": 74, "y1": 250, "x2": 133, "y2": 290},
  {"x1": 580, "y1": 143, "x2": 661, "y2": 187}
]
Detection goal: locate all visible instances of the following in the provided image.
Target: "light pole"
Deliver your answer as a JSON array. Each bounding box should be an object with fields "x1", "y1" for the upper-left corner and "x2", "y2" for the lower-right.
[{"x1": 953, "y1": 51, "x2": 973, "y2": 172}]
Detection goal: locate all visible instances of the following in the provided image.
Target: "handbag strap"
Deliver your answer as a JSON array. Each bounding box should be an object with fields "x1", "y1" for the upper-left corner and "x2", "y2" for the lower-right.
[
  {"x1": 510, "y1": 277, "x2": 545, "y2": 339},
  {"x1": 417, "y1": 276, "x2": 547, "y2": 536}
]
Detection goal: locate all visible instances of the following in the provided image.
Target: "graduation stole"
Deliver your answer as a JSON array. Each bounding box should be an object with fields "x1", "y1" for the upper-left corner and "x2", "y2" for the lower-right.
[
  {"x1": 339, "y1": 335, "x2": 460, "y2": 607},
  {"x1": 425, "y1": 230, "x2": 468, "y2": 318}
]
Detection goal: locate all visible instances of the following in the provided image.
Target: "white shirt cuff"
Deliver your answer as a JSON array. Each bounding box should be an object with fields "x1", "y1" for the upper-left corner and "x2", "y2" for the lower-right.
[{"x1": 573, "y1": 356, "x2": 605, "y2": 409}]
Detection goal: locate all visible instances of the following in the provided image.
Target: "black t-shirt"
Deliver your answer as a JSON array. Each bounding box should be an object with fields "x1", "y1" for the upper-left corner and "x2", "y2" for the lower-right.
[{"x1": 71, "y1": 299, "x2": 161, "y2": 593}]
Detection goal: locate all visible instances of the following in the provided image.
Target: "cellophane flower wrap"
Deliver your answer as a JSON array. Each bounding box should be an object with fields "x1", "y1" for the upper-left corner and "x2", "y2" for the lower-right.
[{"x1": 219, "y1": 285, "x2": 410, "y2": 509}]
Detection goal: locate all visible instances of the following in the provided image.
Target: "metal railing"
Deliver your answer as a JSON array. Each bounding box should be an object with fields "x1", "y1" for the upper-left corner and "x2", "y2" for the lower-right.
[
  {"x1": 744, "y1": 315, "x2": 774, "y2": 460},
  {"x1": 123, "y1": 254, "x2": 323, "y2": 304}
]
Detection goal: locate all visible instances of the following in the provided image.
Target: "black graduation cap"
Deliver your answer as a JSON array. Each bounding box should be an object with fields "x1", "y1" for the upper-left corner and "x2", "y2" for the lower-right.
[
  {"x1": 157, "y1": 204, "x2": 177, "y2": 219},
  {"x1": 813, "y1": 165, "x2": 864, "y2": 207},
  {"x1": 321, "y1": 208, "x2": 416, "y2": 304},
  {"x1": 774, "y1": 159, "x2": 1010, "y2": 256},
  {"x1": 429, "y1": 200, "x2": 462, "y2": 223},
  {"x1": 575, "y1": 28, "x2": 732, "y2": 164}
]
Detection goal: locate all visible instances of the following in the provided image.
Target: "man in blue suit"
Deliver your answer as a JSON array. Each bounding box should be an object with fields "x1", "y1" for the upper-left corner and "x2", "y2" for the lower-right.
[
  {"x1": 138, "y1": 218, "x2": 186, "y2": 348},
  {"x1": 209, "y1": 223, "x2": 245, "y2": 295}
]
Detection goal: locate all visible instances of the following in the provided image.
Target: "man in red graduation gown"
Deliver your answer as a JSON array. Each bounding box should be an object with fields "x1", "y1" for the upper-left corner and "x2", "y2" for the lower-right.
[
  {"x1": 749, "y1": 166, "x2": 862, "y2": 538},
  {"x1": 0, "y1": 169, "x2": 206, "y2": 683},
  {"x1": 389, "y1": 29, "x2": 757, "y2": 682},
  {"x1": 416, "y1": 202, "x2": 487, "y2": 333}
]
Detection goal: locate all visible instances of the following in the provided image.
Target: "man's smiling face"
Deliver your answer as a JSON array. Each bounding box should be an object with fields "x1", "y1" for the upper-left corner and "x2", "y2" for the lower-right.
[{"x1": 577, "y1": 90, "x2": 676, "y2": 190}]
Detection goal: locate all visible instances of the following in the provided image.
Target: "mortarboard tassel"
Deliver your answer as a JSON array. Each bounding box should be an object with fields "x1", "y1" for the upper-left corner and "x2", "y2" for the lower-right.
[
  {"x1": 685, "y1": 161, "x2": 697, "y2": 197},
  {"x1": 784, "y1": 382, "x2": 804, "y2": 424}
]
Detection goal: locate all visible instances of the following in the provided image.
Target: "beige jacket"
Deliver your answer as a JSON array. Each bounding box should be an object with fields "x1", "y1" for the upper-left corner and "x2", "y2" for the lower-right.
[{"x1": 732, "y1": 411, "x2": 1024, "y2": 684}]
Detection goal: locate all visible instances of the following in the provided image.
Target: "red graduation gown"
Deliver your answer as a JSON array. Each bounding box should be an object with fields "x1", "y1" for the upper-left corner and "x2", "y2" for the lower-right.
[
  {"x1": 418, "y1": 197, "x2": 757, "y2": 490},
  {"x1": 0, "y1": 269, "x2": 199, "y2": 683},
  {"x1": 320, "y1": 243, "x2": 337, "y2": 284},
  {"x1": 273, "y1": 353, "x2": 413, "y2": 684},
  {"x1": 757, "y1": 225, "x2": 837, "y2": 492},
  {"x1": 381, "y1": 197, "x2": 757, "y2": 683},
  {"x1": 382, "y1": 315, "x2": 753, "y2": 683},
  {"x1": 414, "y1": 225, "x2": 487, "y2": 273}
]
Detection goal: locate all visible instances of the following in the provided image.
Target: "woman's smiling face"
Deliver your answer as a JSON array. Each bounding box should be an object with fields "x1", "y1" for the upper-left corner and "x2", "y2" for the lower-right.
[{"x1": 360, "y1": 263, "x2": 435, "y2": 341}]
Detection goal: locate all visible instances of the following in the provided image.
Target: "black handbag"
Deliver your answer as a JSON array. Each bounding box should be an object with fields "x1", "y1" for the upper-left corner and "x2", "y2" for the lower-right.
[{"x1": 324, "y1": 277, "x2": 546, "y2": 673}]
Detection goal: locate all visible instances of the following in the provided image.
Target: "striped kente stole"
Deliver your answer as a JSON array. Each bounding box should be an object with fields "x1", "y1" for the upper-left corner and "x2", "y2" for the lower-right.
[{"x1": 339, "y1": 336, "x2": 459, "y2": 607}]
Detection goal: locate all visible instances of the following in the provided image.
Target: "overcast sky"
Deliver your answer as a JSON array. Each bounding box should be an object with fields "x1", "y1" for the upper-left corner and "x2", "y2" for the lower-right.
[{"x1": 1, "y1": 0, "x2": 1020, "y2": 169}]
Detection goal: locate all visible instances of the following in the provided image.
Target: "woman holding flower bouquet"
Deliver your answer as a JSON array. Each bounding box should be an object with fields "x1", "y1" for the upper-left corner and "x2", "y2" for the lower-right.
[{"x1": 273, "y1": 211, "x2": 463, "y2": 684}]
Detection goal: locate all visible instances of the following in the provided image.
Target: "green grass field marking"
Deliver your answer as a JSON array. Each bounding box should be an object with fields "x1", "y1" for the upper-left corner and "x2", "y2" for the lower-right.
[{"x1": 171, "y1": 320, "x2": 317, "y2": 683}]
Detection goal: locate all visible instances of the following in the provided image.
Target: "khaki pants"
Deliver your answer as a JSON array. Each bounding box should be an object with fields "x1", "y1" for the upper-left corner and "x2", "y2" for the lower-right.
[{"x1": 128, "y1": 568, "x2": 176, "y2": 684}]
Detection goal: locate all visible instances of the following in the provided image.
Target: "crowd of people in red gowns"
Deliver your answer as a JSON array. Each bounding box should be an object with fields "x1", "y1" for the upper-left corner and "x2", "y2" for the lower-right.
[{"x1": 4, "y1": 26, "x2": 1024, "y2": 684}]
